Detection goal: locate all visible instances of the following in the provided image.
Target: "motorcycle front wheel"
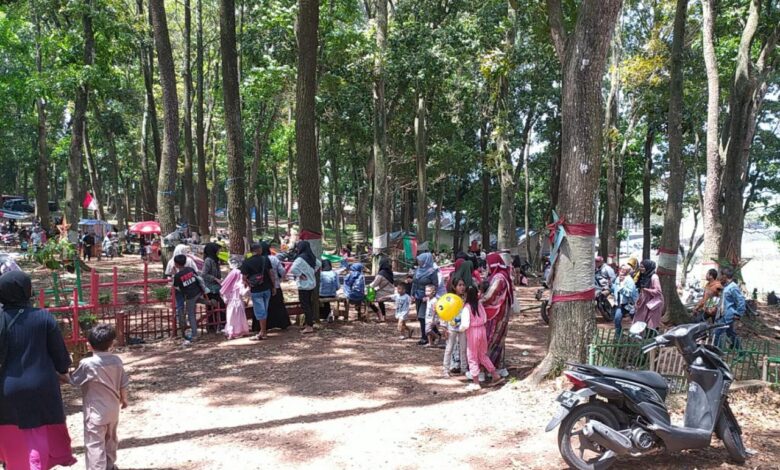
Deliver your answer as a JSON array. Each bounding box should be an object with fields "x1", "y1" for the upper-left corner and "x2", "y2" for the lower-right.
[
  {"x1": 558, "y1": 402, "x2": 619, "y2": 470},
  {"x1": 717, "y1": 405, "x2": 747, "y2": 463}
]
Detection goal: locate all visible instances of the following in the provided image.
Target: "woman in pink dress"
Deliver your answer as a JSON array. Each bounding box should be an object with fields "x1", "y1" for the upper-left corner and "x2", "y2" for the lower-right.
[
  {"x1": 633, "y1": 260, "x2": 665, "y2": 330},
  {"x1": 461, "y1": 286, "x2": 504, "y2": 391},
  {"x1": 220, "y1": 257, "x2": 250, "y2": 339},
  {"x1": 481, "y1": 252, "x2": 513, "y2": 378}
]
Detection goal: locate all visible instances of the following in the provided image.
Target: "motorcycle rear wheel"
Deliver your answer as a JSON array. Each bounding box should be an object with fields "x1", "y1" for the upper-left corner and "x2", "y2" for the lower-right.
[
  {"x1": 558, "y1": 402, "x2": 619, "y2": 470},
  {"x1": 540, "y1": 300, "x2": 550, "y2": 325},
  {"x1": 717, "y1": 406, "x2": 747, "y2": 463}
]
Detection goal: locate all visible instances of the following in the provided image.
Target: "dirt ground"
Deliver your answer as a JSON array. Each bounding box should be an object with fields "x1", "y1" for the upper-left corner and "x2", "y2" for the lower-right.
[{"x1": 48, "y1": 264, "x2": 780, "y2": 470}]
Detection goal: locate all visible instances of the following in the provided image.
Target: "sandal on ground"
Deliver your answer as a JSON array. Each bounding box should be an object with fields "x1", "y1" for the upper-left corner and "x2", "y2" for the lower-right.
[
  {"x1": 489, "y1": 377, "x2": 505, "y2": 387},
  {"x1": 301, "y1": 327, "x2": 315, "y2": 334},
  {"x1": 249, "y1": 334, "x2": 265, "y2": 341}
]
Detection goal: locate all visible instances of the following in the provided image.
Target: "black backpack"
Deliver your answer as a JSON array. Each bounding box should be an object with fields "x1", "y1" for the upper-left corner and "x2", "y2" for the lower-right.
[{"x1": 0, "y1": 308, "x2": 23, "y2": 371}]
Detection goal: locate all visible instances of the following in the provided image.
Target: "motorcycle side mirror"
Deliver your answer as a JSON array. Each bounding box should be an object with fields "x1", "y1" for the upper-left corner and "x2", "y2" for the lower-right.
[{"x1": 629, "y1": 321, "x2": 647, "y2": 336}]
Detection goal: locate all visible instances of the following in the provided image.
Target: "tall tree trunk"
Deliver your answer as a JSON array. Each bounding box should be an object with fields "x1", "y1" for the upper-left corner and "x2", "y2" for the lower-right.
[
  {"x1": 371, "y1": 0, "x2": 389, "y2": 255},
  {"x1": 149, "y1": 0, "x2": 180, "y2": 240},
  {"x1": 718, "y1": 0, "x2": 778, "y2": 265},
  {"x1": 699, "y1": 0, "x2": 721, "y2": 274},
  {"x1": 93, "y1": 104, "x2": 127, "y2": 230},
  {"x1": 533, "y1": 0, "x2": 622, "y2": 381},
  {"x1": 604, "y1": 35, "x2": 621, "y2": 263},
  {"x1": 31, "y1": 0, "x2": 50, "y2": 229},
  {"x1": 524, "y1": 141, "x2": 532, "y2": 264},
  {"x1": 195, "y1": 0, "x2": 209, "y2": 237},
  {"x1": 415, "y1": 92, "x2": 427, "y2": 242},
  {"x1": 141, "y1": 0, "x2": 162, "y2": 171},
  {"x1": 83, "y1": 122, "x2": 105, "y2": 220},
  {"x1": 642, "y1": 125, "x2": 654, "y2": 261},
  {"x1": 182, "y1": 0, "x2": 196, "y2": 226},
  {"x1": 140, "y1": 92, "x2": 156, "y2": 216},
  {"x1": 480, "y1": 123, "x2": 490, "y2": 251},
  {"x1": 495, "y1": 0, "x2": 519, "y2": 251},
  {"x1": 658, "y1": 0, "x2": 689, "y2": 325},
  {"x1": 433, "y1": 185, "x2": 443, "y2": 251},
  {"x1": 65, "y1": 0, "x2": 94, "y2": 236},
  {"x1": 286, "y1": 135, "x2": 294, "y2": 233},
  {"x1": 330, "y1": 152, "x2": 342, "y2": 250},
  {"x1": 219, "y1": 0, "x2": 247, "y2": 254},
  {"x1": 272, "y1": 165, "x2": 280, "y2": 238}
]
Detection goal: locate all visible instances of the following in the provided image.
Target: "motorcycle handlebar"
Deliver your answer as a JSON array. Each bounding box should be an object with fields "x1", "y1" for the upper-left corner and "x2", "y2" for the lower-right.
[{"x1": 641, "y1": 341, "x2": 658, "y2": 353}]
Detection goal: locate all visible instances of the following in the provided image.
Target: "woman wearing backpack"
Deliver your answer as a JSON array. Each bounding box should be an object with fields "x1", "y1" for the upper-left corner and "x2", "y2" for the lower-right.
[{"x1": 0, "y1": 271, "x2": 76, "y2": 469}]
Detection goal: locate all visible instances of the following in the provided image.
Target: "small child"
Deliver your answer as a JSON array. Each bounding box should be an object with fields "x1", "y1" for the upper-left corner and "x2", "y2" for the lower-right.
[
  {"x1": 342, "y1": 263, "x2": 366, "y2": 320},
  {"x1": 379, "y1": 282, "x2": 412, "y2": 339},
  {"x1": 443, "y1": 278, "x2": 468, "y2": 377},
  {"x1": 70, "y1": 324, "x2": 129, "y2": 470},
  {"x1": 462, "y1": 285, "x2": 504, "y2": 391},
  {"x1": 424, "y1": 284, "x2": 441, "y2": 348},
  {"x1": 172, "y1": 254, "x2": 206, "y2": 342}
]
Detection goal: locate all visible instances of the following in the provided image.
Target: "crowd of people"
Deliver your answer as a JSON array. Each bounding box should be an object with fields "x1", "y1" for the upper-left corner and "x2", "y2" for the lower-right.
[{"x1": 596, "y1": 255, "x2": 746, "y2": 349}]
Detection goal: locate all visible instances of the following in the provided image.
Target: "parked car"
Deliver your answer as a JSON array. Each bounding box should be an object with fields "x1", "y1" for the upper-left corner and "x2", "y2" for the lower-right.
[
  {"x1": 2, "y1": 199, "x2": 34, "y2": 213},
  {"x1": 33, "y1": 200, "x2": 60, "y2": 213}
]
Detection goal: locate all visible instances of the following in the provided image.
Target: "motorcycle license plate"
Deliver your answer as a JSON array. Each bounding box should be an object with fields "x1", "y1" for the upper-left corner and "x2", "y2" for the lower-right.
[{"x1": 556, "y1": 390, "x2": 579, "y2": 408}]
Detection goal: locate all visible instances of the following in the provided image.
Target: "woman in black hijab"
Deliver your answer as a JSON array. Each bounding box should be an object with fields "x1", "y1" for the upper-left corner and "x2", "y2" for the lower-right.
[
  {"x1": 0, "y1": 271, "x2": 76, "y2": 468},
  {"x1": 200, "y1": 242, "x2": 225, "y2": 330},
  {"x1": 263, "y1": 241, "x2": 291, "y2": 330}
]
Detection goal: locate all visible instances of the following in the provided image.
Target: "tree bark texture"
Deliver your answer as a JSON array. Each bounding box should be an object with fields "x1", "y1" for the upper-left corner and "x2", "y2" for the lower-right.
[
  {"x1": 415, "y1": 93, "x2": 427, "y2": 242},
  {"x1": 718, "y1": 0, "x2": 778, "y2": 265},
  {"x1": 182, "y1": 0, "x2": 196, "y2": 227},
  {"x1": 220, "y1": 0, "x2": 248, "y2": 254},
  {"x1": 31, "y1": 0, "x2": 50, "y2": 229},
  {"x1": 83, "y1": 122, "x2": 105, "y2": 220},
  {"x1": 699, "y1": 0, "x2": 721, "y2": 274},
  {"x1": 533, "y1": 0, "x2": 622, "y2": 382},
  {"x1": 642, "y1": 125, "x2": 654, "y2": 261},
  {"x1": 658, "y1": 0, "x2": 688, "y2": 325},
  {"x1": 149, "y1": 0, "x2": 180, "y2": 237},
  {"x1": 66, "y1": 0, "x2": 94, "y2": 234},
  {"x1": 371, "y1": 0, "x2": 389, "y2": 254},
  {"x1": 195, "y1": 0, "x2": 209, "y2": 236},
  {"x1": 480, "y1": 123, "x2": 490, "y2": 251},
  {"x1": 604, "y1": 36, "x2": 620, "y2": 263},
  {"x1": 142, "y1": 0, "x2": 162, "y2": 171}
]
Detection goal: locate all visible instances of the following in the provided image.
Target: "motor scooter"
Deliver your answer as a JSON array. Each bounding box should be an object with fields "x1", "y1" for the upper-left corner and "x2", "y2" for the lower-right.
[{"x1": 545, "y1": 322, "x2": 746, "y2": 469}]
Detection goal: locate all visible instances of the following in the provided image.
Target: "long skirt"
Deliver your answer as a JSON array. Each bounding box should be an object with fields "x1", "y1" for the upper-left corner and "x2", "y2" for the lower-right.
[
  {"x1": 0, "y1": 423, "x2": 76, "y2": 470},
  {"x1": 266, "y1": 288, "x2": 291, "y2": 330}
]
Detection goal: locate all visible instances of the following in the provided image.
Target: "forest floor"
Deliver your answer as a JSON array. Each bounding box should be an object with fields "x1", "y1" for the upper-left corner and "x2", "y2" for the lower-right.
[{"x1": 43, "y1": 256, "x2": 780, "y2": 470}]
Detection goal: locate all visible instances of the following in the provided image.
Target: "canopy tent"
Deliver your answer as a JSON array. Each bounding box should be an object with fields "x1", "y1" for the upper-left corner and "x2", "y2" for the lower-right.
[
  {"x1": 129, "y1": 220, "x2": 161, "y2": 235},
  {"x1": 78, "y1": 219, "x2": 112, "y2": 237},
  {"x1": 0, "y1": 210, "x2": 33, "y2": 221}
]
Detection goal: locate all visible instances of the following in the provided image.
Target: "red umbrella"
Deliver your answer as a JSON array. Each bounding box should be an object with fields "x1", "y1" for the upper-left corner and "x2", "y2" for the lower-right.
[{"x1": 129, "y1": 221, "x2": 161, "y2": 235}]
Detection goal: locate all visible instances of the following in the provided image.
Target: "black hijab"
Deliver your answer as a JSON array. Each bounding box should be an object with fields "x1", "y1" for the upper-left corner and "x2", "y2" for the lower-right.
[
  {"x1": 203, "y1": 243, "x2": 221, "y2": 263},
  {"x1": 638, "y1": 259, "x2": 657, "y2": 289},
  {"x1": 261, "y1": 241, "x2": 272, "y2": 257},
  {"x1": 0, "y1": 270, "x2": 33, "y2": 309},
  {"x1": 295, "y1": 240, "x2": 317, "y2": 268},
  {"x1": 322, "y1": 259, "x2": 333, "y2": 272},
  {"x1": 377, "y1": 257, "x2": 394, "y2": 283}
]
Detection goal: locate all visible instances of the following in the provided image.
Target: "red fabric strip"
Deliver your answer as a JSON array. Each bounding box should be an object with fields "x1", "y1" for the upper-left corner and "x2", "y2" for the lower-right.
[
  {"x1": 657, "y1": 247, "x2": 677, "y2": 255},
  {"x1": 299, "y1": 230, "x2": 322, "y2": 240},
  {"x1": 566, "y1": 223, "x2": 597, "y2": 237},
  {"x1": 551, "y1": 288, "x2": 596, "y2": 304}
]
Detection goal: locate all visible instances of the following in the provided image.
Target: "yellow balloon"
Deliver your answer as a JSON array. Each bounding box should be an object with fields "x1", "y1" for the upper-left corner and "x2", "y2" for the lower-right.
[{"x1": 435, "y1": 293, "x2": 464, "y2": 322}]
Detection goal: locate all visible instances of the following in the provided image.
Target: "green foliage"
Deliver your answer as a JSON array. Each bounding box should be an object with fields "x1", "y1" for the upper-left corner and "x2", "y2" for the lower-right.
[
  {"x1": 153, "y1": 287, "x2": 171, "y2": 302},
  {"x1": 33, "y1": 238, "x2": 77, "y2": 271}
]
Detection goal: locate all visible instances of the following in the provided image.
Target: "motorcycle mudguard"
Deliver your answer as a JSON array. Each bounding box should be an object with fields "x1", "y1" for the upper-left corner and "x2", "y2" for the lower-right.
[{"x1": 544, "y1": 389, "x2": 595, "y2": 432}]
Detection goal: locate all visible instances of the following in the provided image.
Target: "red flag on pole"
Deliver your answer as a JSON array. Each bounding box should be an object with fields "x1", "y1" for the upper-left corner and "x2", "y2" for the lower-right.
[{"x1": 82, "y1": 192, "x2": 98, "y2": 211}]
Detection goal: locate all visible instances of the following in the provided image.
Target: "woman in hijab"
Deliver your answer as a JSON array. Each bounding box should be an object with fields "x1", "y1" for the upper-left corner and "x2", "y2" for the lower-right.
[
  {"x1": 200, "y1": 243, "x2": 225, "y2": 330},
  {"x1": 289, "y1": 240, "x2": 321, "y2": 334},
  {"x1": 479, "y1": 252, "x2": 514, "y2": 380},
  {"x1": 449, "y1": 257, "x2": 476, "y2": 290},
  {"x1": 0, "y1": 271, "x2": 77, "y2": 469},
  {"x1": 633, "y1": 259, "x2": 664, "y2": 330},
  {"x1": 368, "y1": 257, "x2": 394, "y2": 322},
  {"x1": 264, "y1": 242, "x2": 291, "y2": 331},
  {"x1": 411, "y1": 252, "x2": 439, "y2": 345},
  {"x1": 319, "y1": 259, "x2": 340, "y2": 321}
]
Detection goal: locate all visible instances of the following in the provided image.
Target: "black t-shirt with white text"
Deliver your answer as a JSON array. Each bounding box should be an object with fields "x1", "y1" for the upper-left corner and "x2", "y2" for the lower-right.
[{"x1": 173, "y1": 267, "x2": 203, "y2": 299}]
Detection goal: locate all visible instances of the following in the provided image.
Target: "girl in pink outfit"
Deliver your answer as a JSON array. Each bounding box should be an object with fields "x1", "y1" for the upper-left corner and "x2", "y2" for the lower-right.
[
  {"x1": 461, "y1": 286, "x2": 504, "y2": 391},
  {"x1": 220, "y1": 257, "x2": 250, "y2": 339}
]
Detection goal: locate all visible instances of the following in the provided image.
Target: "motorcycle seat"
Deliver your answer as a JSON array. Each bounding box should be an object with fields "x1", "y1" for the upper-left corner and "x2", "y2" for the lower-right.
[{"x1": 582, "y1": 365, "x2": 668, "y2": 394}]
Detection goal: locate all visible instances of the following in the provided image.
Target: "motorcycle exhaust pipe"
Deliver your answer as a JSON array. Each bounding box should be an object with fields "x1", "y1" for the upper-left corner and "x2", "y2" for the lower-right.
[{"x1": 582, "y1": 421, "x2": 633, "y2": 456}]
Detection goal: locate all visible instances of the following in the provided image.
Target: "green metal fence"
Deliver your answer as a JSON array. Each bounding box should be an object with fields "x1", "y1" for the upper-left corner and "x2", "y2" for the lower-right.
[{"x1": 588, "y1": 328, "x2": 778, "y2": 394}]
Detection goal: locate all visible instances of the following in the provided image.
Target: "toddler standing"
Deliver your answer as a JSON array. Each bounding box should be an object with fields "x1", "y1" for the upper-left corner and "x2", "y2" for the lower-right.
[
  {"x1": 461, "y1": 286, "x2": 504, "y2": 391},
  {"x1": 69, "y1": 324, "x2": 129, "y2": 470},
  {"x1": 424, "y1": 284, "x2": 441, "y2": 348},
  {"x1": 379, "y1": 282, "x2": 412, "y2": 339},
  {"x1": 443, "y1": 279, "x2": 468, "y2": 377}
]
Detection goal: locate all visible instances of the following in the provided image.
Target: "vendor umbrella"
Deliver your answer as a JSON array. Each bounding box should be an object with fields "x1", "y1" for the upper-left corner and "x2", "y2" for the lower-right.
[{"x1": 129, "y1": 221, "x2": 161, "y2": 235}]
